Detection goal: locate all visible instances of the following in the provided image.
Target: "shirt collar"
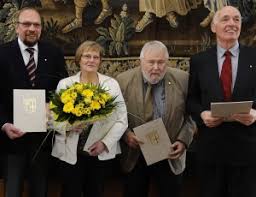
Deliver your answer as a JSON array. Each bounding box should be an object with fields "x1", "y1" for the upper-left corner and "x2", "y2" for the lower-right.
[
  {"x1": 217, "y1": 41, "x2": 239, "y2": 57},
  {"x1": 18, "y1": 37, "x2": 38, "y2": 53}
]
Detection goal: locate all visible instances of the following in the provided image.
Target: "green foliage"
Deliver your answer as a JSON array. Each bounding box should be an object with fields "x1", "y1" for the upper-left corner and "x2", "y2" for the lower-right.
[
  {"x1": 0, "y1": 2, "x2": 19, "y2": 43},
  {"x1": 42, "y1": 17, "x2": 61, "y2": 41},
  {"x1": 253, "y1": 0, "x2": 256, "y2": 15},
  {"x1": 96, "y1": 14, "x2": 135, "y2": 56}
]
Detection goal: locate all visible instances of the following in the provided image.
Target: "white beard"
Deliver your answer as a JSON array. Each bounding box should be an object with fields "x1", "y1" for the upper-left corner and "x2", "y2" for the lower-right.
[{"x1": 141, "y1": 69, "x2": 166, "y2": 84}]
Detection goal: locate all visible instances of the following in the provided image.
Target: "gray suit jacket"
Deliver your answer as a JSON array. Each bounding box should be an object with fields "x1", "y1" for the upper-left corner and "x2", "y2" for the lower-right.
[{"x1": 116, "y1": 66, "x2": 196, "y2": 173}]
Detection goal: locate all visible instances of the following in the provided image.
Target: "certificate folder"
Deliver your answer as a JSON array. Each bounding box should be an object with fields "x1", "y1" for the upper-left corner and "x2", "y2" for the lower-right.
[
  {"x1": 13, "y1": 89, "x2": 46, "y2": 132},
  {"x1": 133, "y1": 118, "x2": 172, "y2": 166},
  {"x1": 211, "y1": 101, "x2": 253, "y2": 117}
]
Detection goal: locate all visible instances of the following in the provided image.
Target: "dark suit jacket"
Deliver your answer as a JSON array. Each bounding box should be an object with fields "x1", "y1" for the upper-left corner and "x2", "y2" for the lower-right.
[
  {"x1": 187, "y1": 45, "x2": 256, "y2": 165},
  {"x1": 117, "y1": 67, "x2": 195, "y2": 173},
  {"x1": 0, "y1": 39, "x2": 68, "y2": 154}
]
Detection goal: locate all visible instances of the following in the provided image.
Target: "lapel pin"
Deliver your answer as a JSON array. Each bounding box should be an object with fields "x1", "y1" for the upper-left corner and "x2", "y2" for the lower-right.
[
  {"x1": 168, "y1": 81, "x2": 171, "y2": 85},
  {"x1": 44, "y1": 59, "x2": 47, "y2": 62}
]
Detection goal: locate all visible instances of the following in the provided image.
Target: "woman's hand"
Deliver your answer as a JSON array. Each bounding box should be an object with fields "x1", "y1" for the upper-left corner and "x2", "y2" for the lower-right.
[{"x1": 88, "y1": 141, "x2": 108, "y2": 156}]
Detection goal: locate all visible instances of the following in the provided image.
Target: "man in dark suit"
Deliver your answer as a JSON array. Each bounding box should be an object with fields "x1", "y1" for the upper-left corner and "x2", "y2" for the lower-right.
[
  {"x1": 187, "y1": 6, "x2": 256, "y2": 197},
  {"x1": 0, "y1": 7, "x2": 68, "y2": 197},
  {"x1": 117, "y1": 41, "x2": 195, "y2": 197}
]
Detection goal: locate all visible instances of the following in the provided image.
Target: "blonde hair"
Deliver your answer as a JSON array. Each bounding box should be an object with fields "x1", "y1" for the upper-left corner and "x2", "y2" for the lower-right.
[{"x1": 75, "y1": 41, "x2": 104, "y2": 66}]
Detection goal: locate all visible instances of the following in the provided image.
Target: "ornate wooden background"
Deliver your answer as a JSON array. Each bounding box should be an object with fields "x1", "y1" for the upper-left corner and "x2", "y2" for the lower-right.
[{"x1": 0, "y1": 0, "x2": 256, "y2": 58}]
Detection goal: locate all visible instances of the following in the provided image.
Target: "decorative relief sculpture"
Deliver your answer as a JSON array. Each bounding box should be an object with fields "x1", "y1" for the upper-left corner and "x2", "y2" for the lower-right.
[
  {"x1": 62, "y1": 0, "x2": 112, "y2": 33},
  {"x1": 200, "y1": 0, "x2": 228, "y2": 27},
  {"x1": 96, "y1": 4, "x2": 135, "y2": 56},
  {"x1": 135, "y1": 0, "x2": 202, "y2": 32}
]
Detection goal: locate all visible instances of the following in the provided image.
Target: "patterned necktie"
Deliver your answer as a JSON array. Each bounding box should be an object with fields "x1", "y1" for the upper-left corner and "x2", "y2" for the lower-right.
[
  {"x1": 220, "y1": 50, "x2": 232, "y2": 101},
  {"x1": 26, "y1": 48, "x2": 36, "y2": 87},
  {"x1": 144, "y1": 83, "x2": 153, "y2": 121}
]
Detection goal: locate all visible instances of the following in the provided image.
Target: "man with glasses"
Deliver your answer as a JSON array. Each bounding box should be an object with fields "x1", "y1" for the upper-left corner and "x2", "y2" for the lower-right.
[
  {"x1": 0, "y1": 7, "x2": 67, "y2": 197},
  {"x1": 116, "y1": 41, "x2": 195, "y2": 197}
]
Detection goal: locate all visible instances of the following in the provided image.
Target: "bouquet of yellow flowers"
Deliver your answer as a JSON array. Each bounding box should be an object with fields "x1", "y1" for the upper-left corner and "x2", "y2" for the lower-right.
[{"x1": 49, "y1": 82, "x2": 117, "y2": 132}]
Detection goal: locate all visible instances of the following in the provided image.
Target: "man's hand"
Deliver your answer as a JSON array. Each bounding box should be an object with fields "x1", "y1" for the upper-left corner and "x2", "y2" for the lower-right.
[
  {"x1": 124, "y1": 131, "x2": 144, "y2": 149},
  {"x1": 231, "y1": 109, "x2": 256, "y2": 126},
  {"x1": 2, "y1": 123, "x2": 25, "y2": 139},
  {"x1": 168, "y1": 141, "x2": 185, "y2": 160},
  {"x1": 88, "y1": 141, "x2": 107, "y2": 156},
  {"x1": 201, "y1": 110, "x2": 223, "y2": 127}
]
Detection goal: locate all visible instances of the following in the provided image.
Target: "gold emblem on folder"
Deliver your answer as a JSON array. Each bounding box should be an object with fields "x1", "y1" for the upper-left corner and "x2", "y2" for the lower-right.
[
  {"x1": 146, "y1": 130, "x2": 159, "y2": 145},
  {"x1": 23, "y1": 96, "x2": 37, "y2": 113}
]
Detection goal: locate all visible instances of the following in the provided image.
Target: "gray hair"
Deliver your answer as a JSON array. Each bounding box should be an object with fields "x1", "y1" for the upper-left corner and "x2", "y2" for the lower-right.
[{"x1": 139, "y1": 41, "x2": 169, "y2": 60}]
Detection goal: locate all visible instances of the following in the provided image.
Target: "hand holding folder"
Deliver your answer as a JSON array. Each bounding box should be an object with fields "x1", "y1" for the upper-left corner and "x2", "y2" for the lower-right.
[{"x1": 211, "y1": 101, "x2": 253, "y2": 118}]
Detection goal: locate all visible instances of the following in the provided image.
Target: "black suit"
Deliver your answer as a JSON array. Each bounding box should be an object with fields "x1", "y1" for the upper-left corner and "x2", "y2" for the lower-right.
[
  {"x1": 187, "y1": 45, "x2": 256, "y2": 197},
  {"x1": 0, "y1": 39, "x2": 68, "y2": 197}
]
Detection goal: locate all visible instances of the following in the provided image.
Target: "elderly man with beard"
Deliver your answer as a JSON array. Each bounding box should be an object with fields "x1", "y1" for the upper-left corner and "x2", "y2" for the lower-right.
[
  {"x1": 0, "y1": 7, "x2": 67, "y2": 197},
  {"x1": 116, "y1": 41, "x2": 195, "y2": 197}
]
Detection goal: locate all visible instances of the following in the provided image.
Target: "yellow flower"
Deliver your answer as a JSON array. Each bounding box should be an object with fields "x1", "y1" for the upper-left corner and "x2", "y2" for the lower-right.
[
  {"x1": 63, "y1": 102, "x2": 74, "y2": 113},
  {"x1": 83, "y1": 107, "x2": 91, "y2": 115},
  {"x1": 76, "y1": 103, "x2": 84, "y2": 108},
  {"x1": 99, "y1": 99, "x2": 105, "y2": 107},
  {"x1": 93, "y1": 95, "x2": 100, "y2": 101},
  {"x1": 73, "y1": 83, "x2": 83, "y2": 93},
  {"x1": 84, "y1": 97, "x2": 92, "y2": 104},
  {"x1": 60, "y1": 92, "x2": 73, "y2": 104},
  {"x1": 71, "y1": 106, "x2": 83, "y2": 117},
  {"x1": 82, "y1": 89, "x2": 94, "y2": 98},
  {"x1": 100, "y1": 93, "x2": 112, "y2": 102},
  {"x1": 71, "y1": 92, "x2": 77, "y2": 99},
  {"x1": 100, "y1": 93, "x2": 107, "y2": 101},
  {"x1": 90, "y1": 101, "x2": 101, "y2": 110},
  {"x1": 49, "y1": 82, "x2": 117, "y2": 125}
]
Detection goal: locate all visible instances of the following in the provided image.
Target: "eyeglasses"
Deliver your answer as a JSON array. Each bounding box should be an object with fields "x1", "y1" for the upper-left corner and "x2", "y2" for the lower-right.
[
  {"x1": 81, "y1": 54, "x2": 100, "y2": 60},
  {"x1": 145, "y1": 60, "x2": 167, "y2": 67},
  {"x1": 17, "y1": 22, "x2": 41, "y2": 28}
]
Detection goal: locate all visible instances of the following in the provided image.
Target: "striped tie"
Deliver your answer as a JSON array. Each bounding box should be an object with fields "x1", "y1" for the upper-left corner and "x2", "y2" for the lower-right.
[{"x1": 26, "y1": 48, "x2": 36, "y2": 87}]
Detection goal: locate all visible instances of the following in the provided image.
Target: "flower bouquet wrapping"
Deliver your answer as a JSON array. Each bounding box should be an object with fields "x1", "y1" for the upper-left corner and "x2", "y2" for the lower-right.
[{"x1": 48, "y1": 82, "x2": 117, "y2": 134}]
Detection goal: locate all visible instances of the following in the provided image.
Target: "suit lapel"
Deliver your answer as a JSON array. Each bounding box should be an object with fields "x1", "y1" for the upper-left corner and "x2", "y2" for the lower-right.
[
  {"x1": 207, "y1": 47, "x2": 224, "y2": 101},
  {"x1": 134, "y1": 67, "x2": 145, "y2": 121},
  {"x1": 232, "y1": 46, "x2": 250, "y2": 99},
  {"x1": 12, "y1": 40, "x2": 31, "y2": 86},
  {"x1": 163, "y1": 72, "x2": 174, "y2": 125},
  {"x1": 35, "y1": 43, "x2": 45, "y2": 85}
]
